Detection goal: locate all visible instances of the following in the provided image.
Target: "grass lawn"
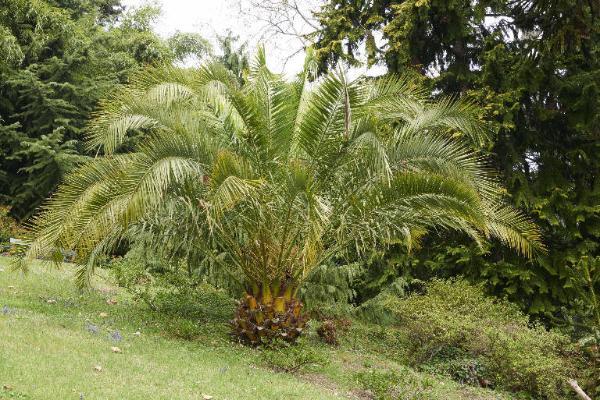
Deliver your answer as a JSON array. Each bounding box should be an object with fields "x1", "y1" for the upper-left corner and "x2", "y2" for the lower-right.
[{"x1": 0, "y1": 257, "x2": 512, "y2": 399}]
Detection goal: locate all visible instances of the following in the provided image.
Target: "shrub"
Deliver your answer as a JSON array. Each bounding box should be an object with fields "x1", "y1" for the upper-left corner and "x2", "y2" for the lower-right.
[
  {"x1": 354, "y1": 369, "x2": 402, "y2": 400},
  {"x1": 111, "y1": 256, "x2": 234, "y2": 324},
  {"x1": 358, "y1": 279, "x2": 573, "y2": 399},
  {"x1": 571, "y1": 332, "x2": 600, "y2": 397},
  {"x1": 260, "y1": 339, "x2": 329, "y2": 373},
  {"x1": 317, "y1": 320, "x2": 339, "y2": 345},
  {"x1": 0, "y1": 206, "x2": 28, "y2": 256},
  {"x1": 299, "y1": 263, "x2": 362, "y2": 307}
]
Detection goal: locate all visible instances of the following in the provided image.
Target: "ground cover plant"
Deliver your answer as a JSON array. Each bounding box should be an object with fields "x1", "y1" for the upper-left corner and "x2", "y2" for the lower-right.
[
  {"x1": 1, "y1": 257, "x2": 562, "y2": 400},
  {"x1": 357, "y1": 279, "x2": 574, "y2": 398}
]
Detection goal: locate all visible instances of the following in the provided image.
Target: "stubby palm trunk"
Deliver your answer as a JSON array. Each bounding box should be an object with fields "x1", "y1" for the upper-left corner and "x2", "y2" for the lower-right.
[{"x1": 231, "y1": 281, "x2": 307, "y2": 345}]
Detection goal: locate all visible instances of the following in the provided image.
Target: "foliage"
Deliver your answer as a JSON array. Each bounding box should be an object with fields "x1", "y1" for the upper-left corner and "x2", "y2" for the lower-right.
[
  {"x1": 354, "y1": 369, "x2": 403, "y2": 400},
  {"x1": 0, "y1": 206, "x2": 28, "y2": 256},
  {"x1": 314, "y1": 0, "x2": 600, "y2": 332},
  {"x1": 299, "y1": 262, "x2": 362, "y2": 307},
  {"x1": 315, "y1": 318, "x2": 351, "y2": 346},
  {"x1": 0, "y1": 0, "x2": 208, "y2": 220},
  {"x1": 359, "y1": 279, "x2": 573, "y2": 398},
  {"x1": 0, "y1": 206, "x2": 20, "y2": 243},
  {"x1": 26, "y1": 50, "x2": 541, "y2": 282},
  {"x1": 215, "y1": 31, "x2": 250, "y2": 84},
  {"x1": 111, "y1": 254, "x2": 234, "y2": 323},
  {"x1": 259, "y1": 339, "x2": 329, "y2": 373},
  {"x1": 568, "y1": 257, "x2": 600, "y2": 332},
  {"x1": 316, "y1": 319, "x2": 338, "y2": 345},
  {"x1": 167, "y1": 31, "x2": 211, "y2": 65},
  {"x1": 25, "y1": 47, "x2": 544, "y2": 345},
  {"x1": 575, "y1": 332, "x2": 600, "y2": 397}
]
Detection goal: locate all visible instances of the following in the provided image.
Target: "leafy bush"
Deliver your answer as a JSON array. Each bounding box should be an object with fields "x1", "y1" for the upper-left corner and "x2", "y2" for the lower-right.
[
  {"x1": 573, "y1": 332, "x2": 600, "y2": 397},
  {"x1": 165, "y1": 318, "x2": 204, "y2": 340},
  {"x1": 111, "y1": 255, "x2": 234, "y2": 324},
  {"x1": 0, "y1": 206, "x2": 28, "y2": 256},
  {"x1": 260, "y1": 339, "x2": 329, "y2": 373},
  {"x1": 420, "y1": 347, "x2": 488, "y2": 387},
  {"x1": 354, "y1": 369, "x2": 403, "y2": 400},
  {"x1": 358, "y1": 279, "x2": 573, "y2": 399}
]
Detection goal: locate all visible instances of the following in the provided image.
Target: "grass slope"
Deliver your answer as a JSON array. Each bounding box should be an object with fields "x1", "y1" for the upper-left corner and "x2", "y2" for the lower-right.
[{"x1": 0, "y1": 257, "x2": 512, "y2": 400}]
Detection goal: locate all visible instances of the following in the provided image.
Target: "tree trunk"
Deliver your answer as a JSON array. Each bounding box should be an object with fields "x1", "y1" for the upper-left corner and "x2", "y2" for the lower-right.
[{"x1": 231, "y1": 281, "x2": 307, "y2": 345}]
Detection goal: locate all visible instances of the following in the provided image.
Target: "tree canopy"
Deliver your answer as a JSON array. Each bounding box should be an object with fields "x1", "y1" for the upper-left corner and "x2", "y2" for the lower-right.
[
  {"x1": 0, "y1": 0, "x2": 209, "y2": 220},
  {"x1": 314, "y1": 0, "x2": 600, "y2": 323}
]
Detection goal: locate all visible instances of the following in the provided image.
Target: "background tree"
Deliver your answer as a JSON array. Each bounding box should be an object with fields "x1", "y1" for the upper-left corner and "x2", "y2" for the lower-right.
[
  {"x1": 0, "y1": 0, "x2": 209, "y2": 220},
  {"x1": 215, "y1": 31, "x2": 250, "y2": 84},
  {"x1": 314, "y1": 0, "x2": 600, "y2": 330}
]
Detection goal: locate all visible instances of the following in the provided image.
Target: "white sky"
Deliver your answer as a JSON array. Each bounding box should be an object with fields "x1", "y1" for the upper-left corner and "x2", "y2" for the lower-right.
[
  {"x1": 121, "y1": 0, "x2": 312, "y2": 76},
  {"x1": 121, "y1": 0, "x2": 387, "y2": 79}
]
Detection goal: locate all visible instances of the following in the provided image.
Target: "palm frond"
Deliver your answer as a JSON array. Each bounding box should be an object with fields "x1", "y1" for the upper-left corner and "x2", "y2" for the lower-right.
[{"x1": 27, "y1": 51, "x2": 542, "y2": 290}]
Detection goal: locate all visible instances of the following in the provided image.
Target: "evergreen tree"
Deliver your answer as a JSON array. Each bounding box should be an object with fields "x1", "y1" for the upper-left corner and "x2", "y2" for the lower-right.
[
  {"x1": 0, "y1": 0, "x2": 208, "y2": 220},
  {"x1": 314, "y1": 0, "x2": 600, "y2": 328}
]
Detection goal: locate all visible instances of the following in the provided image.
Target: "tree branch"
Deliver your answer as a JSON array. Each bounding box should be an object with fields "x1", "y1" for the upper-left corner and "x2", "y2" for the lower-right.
[{"x1": 568, "y1": 379, "x2": 593, "y2": 400}]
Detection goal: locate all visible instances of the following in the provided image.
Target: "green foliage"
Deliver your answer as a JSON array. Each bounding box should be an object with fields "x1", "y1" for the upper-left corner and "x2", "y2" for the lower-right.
[
  {"x1": 568, "y1": 257, "x2": 600, "y2": 331},
  {"x1": 354, "y1": 369, "x2": 403, "y2": 400},
  {"x1": 27, "y1": 50, "x2": 541, "y2": 307},
  {"x1": 314, "y1": 0, "x2": 600, "y2": 332},
  {"x1": 0, "y1": 0, "x2": 209, "y2": 220},
  {"x1": 300, "y1": 262, "x2": 362, "y2": 307},
  {"x1": 168, "y1": 31, "x2": 211, "y2": 64},
  {"x1": 0, "y1": 206, "x2": 28, "y2": 256},
  {"x1": 359, "y1": 279, "x2": 573, "y2": 399},
  {"x1": 260, "y1": 339, "x2": 329, "y2": 373},
  {"x1": 575, "y1": 332, "x2": 600, "y2": 397},
  {"x1": 215, "y1": 31, "x2": 249, "y2": 84},
  {"x1": 111, "y1": 255, "x2": 234, "y2": 323},
  {"x1": 0, "y1": 206, "x2": 19, "y2": 243},
  {"x1": 352, "y1": 366, "x2": 487, "y2": 400}
]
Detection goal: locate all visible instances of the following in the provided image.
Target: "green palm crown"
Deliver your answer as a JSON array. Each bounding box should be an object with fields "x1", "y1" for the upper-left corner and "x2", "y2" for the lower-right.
[{"x1": 26, "y1": 48, "x2": 542, "y2": 295}]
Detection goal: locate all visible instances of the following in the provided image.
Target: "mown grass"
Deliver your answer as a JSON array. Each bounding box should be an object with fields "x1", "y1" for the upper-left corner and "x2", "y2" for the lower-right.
[{"x1": 0, "y1": 257, "x2": 512, "y2": 400}]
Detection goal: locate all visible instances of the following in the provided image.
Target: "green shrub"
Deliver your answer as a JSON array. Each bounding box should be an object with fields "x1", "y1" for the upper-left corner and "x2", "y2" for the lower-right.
[
  {"x1": 420, "y1": 348, "x2": 487, "y2": 387},
  {"x1": 300, "y1": 262, "x2": 362, "y2": 308},
  {"x1": 111, "y1": 256, "x2": 234, "y2": 324},
  {"x1": 354, "y1": 370, "x2": 402, "y2": 400},
  {"x1": 165, "y1": 317, "x2": 204, "y2": 340},
  {"x1": 358, "y1": 279, "x2": 573, "y2": 399},
  {"x1": 575, "y1": 332, "x2": 600, "y2": 397},
  {"x1": 0, "y1": 205, "x2": 28, "y2": 256},
  {"x1": 260, "y1": 339, "x2": 329, "y2": 373}
]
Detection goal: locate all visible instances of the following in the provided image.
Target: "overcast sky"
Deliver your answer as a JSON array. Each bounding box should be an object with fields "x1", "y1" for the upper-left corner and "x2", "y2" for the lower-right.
[
  {"x1": 121, "y1": 0, "x2": 387, "y2": 78},
  {"x1": 120, "y1": 0, "x2": 314, "y2": 76}
]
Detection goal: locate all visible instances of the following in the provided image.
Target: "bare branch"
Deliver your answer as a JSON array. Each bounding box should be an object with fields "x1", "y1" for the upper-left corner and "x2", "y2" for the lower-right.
[{"x1": 568, "y1": 379, "x2": 593, "y2": 400}]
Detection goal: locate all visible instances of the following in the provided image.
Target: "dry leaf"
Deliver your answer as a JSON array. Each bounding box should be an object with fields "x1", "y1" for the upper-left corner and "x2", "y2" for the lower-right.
[
  {"x1": 133, "y1": 331, "x2": 141, "y2": 336},
  {"x1": 202, "y1": 394, "x2": 213, "y2": 400},
  {"x1": 46, "y1": 299, "x2": 56, "y2": 304},
  {"x1": 2, "y1": 384, "x2": 13, "y2": 391},
  {"x1": 99, "y1": 312, "x2": 108, "y2": 318},
  {"x1": 106, "y1": 299, "x2": 117, "y2": 305},
  {"x1": 110, "y1": 346, "x2": 122, "y2": 353}
]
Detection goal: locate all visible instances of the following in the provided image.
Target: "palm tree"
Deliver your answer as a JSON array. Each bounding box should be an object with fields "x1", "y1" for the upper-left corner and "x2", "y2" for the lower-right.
[{"x1": 26, "y1": 49, "x2": 543, "y2": 345}]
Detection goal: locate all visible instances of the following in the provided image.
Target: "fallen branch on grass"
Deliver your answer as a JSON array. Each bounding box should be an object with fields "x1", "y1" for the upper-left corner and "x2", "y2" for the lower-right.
[{"x1": 568, "y1": 379, "x2": 592, "y2": 400}]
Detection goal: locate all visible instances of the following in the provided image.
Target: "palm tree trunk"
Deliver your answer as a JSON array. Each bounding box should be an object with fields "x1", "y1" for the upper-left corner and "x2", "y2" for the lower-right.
[{"x1": 231, "y1": 280, "x2": 307, "y2": 345}]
